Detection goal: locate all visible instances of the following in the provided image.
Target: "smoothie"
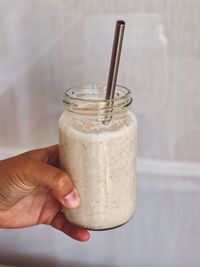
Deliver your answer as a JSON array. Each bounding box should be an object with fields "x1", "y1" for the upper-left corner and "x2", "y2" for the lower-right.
[{"x1": 59, "y1": 110, "x2": 137, "y2": 230}]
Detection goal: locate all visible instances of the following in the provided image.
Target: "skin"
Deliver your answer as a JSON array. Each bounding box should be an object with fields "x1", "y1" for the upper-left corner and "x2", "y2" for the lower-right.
[{"x1": 0, "y1": 145, "x2": 90, "y2": 242}]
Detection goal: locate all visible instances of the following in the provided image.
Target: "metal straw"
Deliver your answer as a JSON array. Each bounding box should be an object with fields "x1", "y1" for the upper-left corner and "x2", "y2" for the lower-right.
[{"x1": 106, "y1": 20, "x2": 125, "y2": 100}]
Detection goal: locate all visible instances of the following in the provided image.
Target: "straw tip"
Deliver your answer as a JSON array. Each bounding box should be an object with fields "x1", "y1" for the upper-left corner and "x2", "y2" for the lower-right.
[{"x1": 117, "y1": 20, "x2": 125, "y2": 26}]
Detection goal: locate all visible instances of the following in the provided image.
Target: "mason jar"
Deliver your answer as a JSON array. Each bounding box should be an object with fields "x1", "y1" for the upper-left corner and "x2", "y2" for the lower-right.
[{"x1": 58, "y1": 83, "x2": 137, "y2": 230}]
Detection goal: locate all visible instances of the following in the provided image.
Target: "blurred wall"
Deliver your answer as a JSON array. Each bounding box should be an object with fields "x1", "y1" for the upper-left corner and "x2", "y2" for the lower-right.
[{"x1": 0, "y1": 1, "x2": 200, "y2": 267}]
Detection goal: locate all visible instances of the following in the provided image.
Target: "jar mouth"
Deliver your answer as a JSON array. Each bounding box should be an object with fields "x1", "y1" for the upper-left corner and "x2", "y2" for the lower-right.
[{"x1": 63, "y1": 83, "x2": 133, "y2": 115}]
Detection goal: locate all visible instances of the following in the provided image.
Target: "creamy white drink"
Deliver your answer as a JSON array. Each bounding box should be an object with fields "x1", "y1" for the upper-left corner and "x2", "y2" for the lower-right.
[{"x1": 59, "y1": 84, "x2": 137, "y2": 230}]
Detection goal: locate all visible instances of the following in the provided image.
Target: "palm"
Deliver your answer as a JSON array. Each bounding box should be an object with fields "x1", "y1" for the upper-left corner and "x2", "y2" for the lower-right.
[
  {"x1": 0, "y1": 145, "x2": 90, "y2": 242},
  {"x1": 1, "y1": 188, "x2": 60, "y2": 228}
]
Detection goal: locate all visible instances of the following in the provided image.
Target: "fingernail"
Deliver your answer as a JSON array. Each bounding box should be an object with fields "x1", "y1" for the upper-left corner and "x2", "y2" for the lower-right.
[{"x1": 63, "y1": 190, "x2": 80, "y2": 208}]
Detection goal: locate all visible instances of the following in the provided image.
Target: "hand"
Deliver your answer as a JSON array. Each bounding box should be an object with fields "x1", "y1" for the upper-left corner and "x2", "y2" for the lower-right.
[{"x1": 0, "y1": 145, "x2": 90, "y2": 242}]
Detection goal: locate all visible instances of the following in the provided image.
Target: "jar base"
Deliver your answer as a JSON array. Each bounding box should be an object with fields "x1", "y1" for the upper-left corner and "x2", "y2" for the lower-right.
[
  {"x1": 86, "y1": 222, "x2": 127, "y2": 231},
  {"x1": 70, "y1": 218, "x2": 132, "y2": 231}
]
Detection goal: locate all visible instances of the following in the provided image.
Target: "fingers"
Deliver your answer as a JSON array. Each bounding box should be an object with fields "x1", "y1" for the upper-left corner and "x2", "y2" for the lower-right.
[
  {"x1": 19, "y1": 146, "x2": 80, "y2": 208},
  {"x1": 22, "y1": 145, "x2": 59, "y2": 166},
  {"x1": 50, "y1": 212, "x2": 90, "y2": 242},
  {"x1": 26, "y1": 160, "x2": 80, "y2": 209}
]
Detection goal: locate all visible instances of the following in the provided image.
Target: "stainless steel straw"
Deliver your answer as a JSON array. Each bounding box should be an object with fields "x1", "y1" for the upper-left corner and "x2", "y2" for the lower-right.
[{"x1": 106, "y1": 20, "x2": 125, "y2": 100}]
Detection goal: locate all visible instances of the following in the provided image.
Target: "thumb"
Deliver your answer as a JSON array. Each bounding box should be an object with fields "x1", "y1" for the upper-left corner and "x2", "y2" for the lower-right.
[{"x1": 27, "y1": 159, "x2": 80, "y2": 209}]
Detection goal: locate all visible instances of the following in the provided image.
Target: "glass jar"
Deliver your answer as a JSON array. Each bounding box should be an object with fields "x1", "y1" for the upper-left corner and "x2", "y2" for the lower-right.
[{"x1": 58, "y1": 83, "x2": 137, "y2": 230}]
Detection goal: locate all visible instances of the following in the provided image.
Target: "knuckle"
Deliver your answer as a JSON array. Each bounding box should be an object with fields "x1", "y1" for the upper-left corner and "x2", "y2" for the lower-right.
[
  {"x1": 23, "y1": 158, "x2": 36, "y2": 173},
  {"x1": 52, "y1": 171, "x2": 73, "y2": 194}
]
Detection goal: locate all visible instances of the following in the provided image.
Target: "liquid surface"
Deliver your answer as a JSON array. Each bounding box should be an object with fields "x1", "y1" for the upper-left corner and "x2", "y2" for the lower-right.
[{"x1": 59, "y1": 111, "x2": 137, "y2": 230}]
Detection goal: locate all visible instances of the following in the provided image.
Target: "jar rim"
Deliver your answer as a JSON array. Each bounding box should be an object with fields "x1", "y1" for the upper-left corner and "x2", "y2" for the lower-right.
[
  {"x1": 64, "y1": 83, "x2": 132, "y2": 103},
  {"x1": 63, "y1": 83, "x2": 133, "y2": 116}
]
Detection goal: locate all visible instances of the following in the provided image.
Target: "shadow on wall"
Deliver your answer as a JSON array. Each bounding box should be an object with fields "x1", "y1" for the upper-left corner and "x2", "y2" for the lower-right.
[{"x1": 0, "y1": 254, "x2": 113, "y2": 267}]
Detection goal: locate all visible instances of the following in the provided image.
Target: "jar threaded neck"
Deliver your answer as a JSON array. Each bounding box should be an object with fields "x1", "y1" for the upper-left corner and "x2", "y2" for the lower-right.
[{"x1": 63, "y1": 83, "x2": 133, "y2": 116}]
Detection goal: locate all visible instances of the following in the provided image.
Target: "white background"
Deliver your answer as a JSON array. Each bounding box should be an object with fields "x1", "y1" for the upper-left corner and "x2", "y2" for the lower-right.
[{"x1": 0, "y1": 1, "x2": 200, "y2": 266}]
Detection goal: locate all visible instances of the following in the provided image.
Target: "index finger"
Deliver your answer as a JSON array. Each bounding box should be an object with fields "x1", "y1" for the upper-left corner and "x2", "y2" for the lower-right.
[{"x1": 22, "y1": 145, "x2": 59, "y2": 166}]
